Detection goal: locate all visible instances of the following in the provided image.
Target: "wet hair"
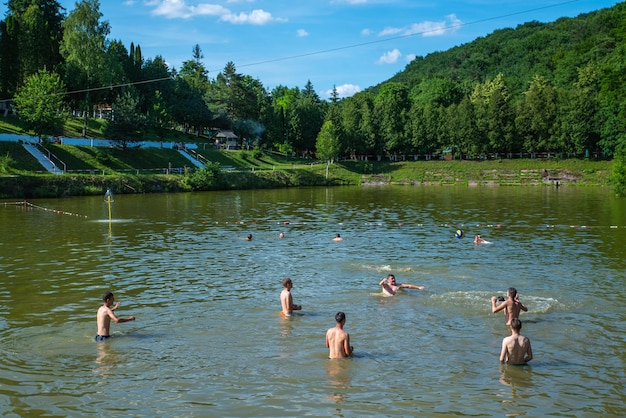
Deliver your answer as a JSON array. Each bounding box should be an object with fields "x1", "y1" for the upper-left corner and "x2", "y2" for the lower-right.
[
  {"x1": 388, "y1": 274, "x2": 396, "y2": 280},
  {"x1": 102, "y1": 291, "x2": 114, "y2": 302},
  {"x1": 335, "y1": 311, "x2": 346, "y2": 323},
  {"x1": 282, "y1": 278, "x2": 292, "y2": 287},
  {"x1": 510, "y1": 318, "x2": 522, "y2": 331},
  {"x1": 508, "y1": 287, "x2": 517, "y2": 298}
]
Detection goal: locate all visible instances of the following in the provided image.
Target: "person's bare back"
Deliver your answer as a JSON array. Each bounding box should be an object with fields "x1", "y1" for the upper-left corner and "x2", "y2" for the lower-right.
[
  {"x1": 500, "y1": 318, "x2": 532, "y2": 365},
  {"x1": 326, "y1": 312, "x2": 353, "y2": 359}
]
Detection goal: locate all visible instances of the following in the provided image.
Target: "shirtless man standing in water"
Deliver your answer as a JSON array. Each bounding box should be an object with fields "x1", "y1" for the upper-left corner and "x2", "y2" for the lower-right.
[
  {"x1": 280, "y1": 278, "x2": 302, "y2": 317},
  {"x1": 326, "y1": 312, "x2": 353, "y2": 358},
  {"x1": 379, "y1": 274, "x2": 425, "y2": 296},
  {"x1": 491, "y1": 287, "x2": 528, "y2": 325},
  {"x1": 500, "y1": 318, "x2": 533, "y2": 364},
  {"x1": 96, "y1": 292, "x2": 135, "y2": 341}
]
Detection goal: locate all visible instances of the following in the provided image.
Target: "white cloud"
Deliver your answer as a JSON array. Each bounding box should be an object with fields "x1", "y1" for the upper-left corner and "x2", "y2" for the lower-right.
[
  {"x1": 360, "y1": 28, "x2": 372, "y2": 36},
  {"x1": 148, "y1": 1, "x2": 285, "y2": 25},
  {"x1": 377, "y1": 48, "x2": 401, "y2": 64},
  {"x1": 325, "y1": 84, "x2": 361, "y2": 99},
  {"x1": 221, "y1": 9, "x2": 287, "y2": 25},
  {"x1": 150, "y1": 1, "x2": 229, "y2": 19},
  {"x1": 379, "y1": 14, "x2": 462, "y2": 37},
  {"x1": 379, "y1": 26, "x2": 402, "y2": 36},
  {"x1": 331, "y1": 0, "x2": 367, "y2": 4},
  {"x1": 405, "y1": 54, "x2": 416, "y2": 63},
  {"x1": 297, "y1": 29, "x2": 309, "y2": 37}
]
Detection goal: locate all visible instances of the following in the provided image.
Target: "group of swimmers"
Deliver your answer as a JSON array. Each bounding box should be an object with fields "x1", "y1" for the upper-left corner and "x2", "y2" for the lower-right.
[
  {"x1": 95, "y1": 231, "x2": 530, "y2": 365},
  {"x1": 279, "y1": 275, "x2": 533, "y2": 363}
]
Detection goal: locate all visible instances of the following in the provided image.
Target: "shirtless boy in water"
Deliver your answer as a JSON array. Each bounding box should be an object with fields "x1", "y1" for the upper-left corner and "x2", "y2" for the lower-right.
[
  {"x1": 96, "y1": 292, "x2": 135, "y2": 341},
  {"x1": 379, "y1": 274, "x2": 425, "y2": 296},
  {"x1": 326, "y1": 312, "x2": 353, "y2": 358},
  {"x1": 280, "y1": 278, "x2": 302, "y2": 317},
  {"x1": 500, "y1": 318, "x2": 533, "y2": 364},
  {"x1": 491, "y1": 287, "x2": 528, "y2": 325}
]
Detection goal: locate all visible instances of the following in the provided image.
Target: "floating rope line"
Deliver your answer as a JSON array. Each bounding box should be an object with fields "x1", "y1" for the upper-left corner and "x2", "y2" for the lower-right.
[
  {"x1": 198, "y1": 220, "x2": 626, "y2": 229},
  {"x1": 1, "y1": 200, "x2": 88, "y2": 218}
]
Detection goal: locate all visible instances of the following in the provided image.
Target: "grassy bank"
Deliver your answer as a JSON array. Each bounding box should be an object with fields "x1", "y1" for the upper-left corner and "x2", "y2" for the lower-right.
[
  {"x1": 0, "y1": 151, "x2": 613, "y2": 199},
  {"x1": 0, "y1": 123, "x2": 614, "y2": 198}
]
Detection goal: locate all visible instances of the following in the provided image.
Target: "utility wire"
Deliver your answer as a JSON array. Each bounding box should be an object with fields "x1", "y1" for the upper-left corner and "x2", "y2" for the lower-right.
[
  {"x1": 1, "y1": 0, "x2": 582, "y2": 103},
  {"x1": 216, "y1": 0, "x2": 582, "y2": 71}
]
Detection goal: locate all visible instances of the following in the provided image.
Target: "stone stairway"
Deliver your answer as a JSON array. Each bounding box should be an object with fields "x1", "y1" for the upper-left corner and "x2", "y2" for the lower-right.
[
  {"x1": 178, "y1": 148, "x2": 208, "y2": 168},
  {"x1": 22, "y1": 142, "x2": 65, "y2": 175}
]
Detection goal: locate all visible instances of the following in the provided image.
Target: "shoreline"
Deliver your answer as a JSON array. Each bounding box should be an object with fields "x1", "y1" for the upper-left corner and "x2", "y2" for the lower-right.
[{"x1": 0, "y1": 163, "x2": 611, "y2": 200}]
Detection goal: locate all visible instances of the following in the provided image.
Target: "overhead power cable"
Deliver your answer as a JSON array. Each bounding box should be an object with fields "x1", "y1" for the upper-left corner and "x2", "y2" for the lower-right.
[{"x1": 0, "y1": 0, "x2": 582, "y2": 103}]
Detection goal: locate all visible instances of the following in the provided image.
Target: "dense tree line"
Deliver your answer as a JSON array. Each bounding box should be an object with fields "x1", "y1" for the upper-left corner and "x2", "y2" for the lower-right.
[{"x1": 0, "y1": 0, "x2": 624, "y2": 159}]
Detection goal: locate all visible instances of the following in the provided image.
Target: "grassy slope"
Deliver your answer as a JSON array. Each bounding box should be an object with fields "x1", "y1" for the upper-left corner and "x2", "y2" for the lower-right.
[{"x1": 0, "y1": 116, "x2": 614, "y2": 187}]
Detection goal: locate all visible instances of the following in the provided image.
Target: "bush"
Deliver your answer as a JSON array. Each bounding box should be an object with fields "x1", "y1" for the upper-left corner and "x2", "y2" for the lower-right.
[
  {"x1": 252, "y1": 148, "x2": 264, "y2": 160},
  {"x1": 0, "y1": 152, "x2": 15, "y2": 174},
  {"x1": 184, "y1": 162, "x2": 221, "y2": 191}
]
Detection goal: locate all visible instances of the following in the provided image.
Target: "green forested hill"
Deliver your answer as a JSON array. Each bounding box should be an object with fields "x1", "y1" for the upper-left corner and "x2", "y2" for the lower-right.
[
  {"x1": 386, "y1": 3, "x2": 624, "y2": 96},
  {"x1": 329, "y1": 2, "x2": 625, "y2": 161}
]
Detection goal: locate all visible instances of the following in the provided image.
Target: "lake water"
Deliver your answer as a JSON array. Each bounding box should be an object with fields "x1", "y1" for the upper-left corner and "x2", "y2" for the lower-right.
[{"x1": 1, "y1": 186, "x2": 624, "y2": 417}]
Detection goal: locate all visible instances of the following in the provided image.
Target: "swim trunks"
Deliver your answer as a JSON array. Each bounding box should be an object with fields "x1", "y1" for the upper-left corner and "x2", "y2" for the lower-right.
[{"x1": 95, "y1": 335, "x2": 110, "y2": 342}]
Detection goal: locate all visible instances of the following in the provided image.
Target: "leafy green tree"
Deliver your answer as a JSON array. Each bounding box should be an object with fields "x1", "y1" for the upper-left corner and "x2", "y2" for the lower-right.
[
  {"x1": 0, "y1": 20, "x2": 20, "y2": 97},
  {"x1": 340, "y1": 91, "x2": 376, "y2": 157},
  {"x1": 172, "y1": 76, "x2": 211, "y2": 136},
  {"x1": 516, "y1": 75, "x2": 558, "y2": 153},
  {"x1": 13, "y1": 68, "x2": 66, "y2": 140},
  {"x1": 598, "y1": 42, "x2": 626, "y2": 156},
  {"x1": 103, "y1": 87, "x2": 145, "y2": 148},
  {"x1": 178, "y1": 44, "x2": 209, "y2": 93},
  {"x1": 271, "y1": 85, "x2": 299, "y2": 153},
  {"x1": 0, "y1": 1, "x2": 64, "y2": 98},
  {"x1": 290, "y1": 80, "x2": 323, "y2": 154},
  {"x1": 445, "y1": 97, "x2": 479, "y2": 158},
  {"x1": 210, "y1": 62, "x2": 265, "y2": 141},
  {"x1": 471, "y1": 73, "x2": 515, "y2": 155},
  {"x1": 172, "y1": 45, "x2": 211, "y2": 135},
  {"x1": 315, "y1": 120, "x2": 340, "y2": 162},
  {"x1": 374, "y1": 82, "x2": 410, "y2": 156},
  {"x1": 610, "y1": 140, "x2": 626, "y2": 197},
  {"x1": 559, "y1": 65, "x2": 601, "y2": 155},
  {"x1": 142, "y1": 55, "x2": 174, "y2": 127},
  {"x1": 60, "y1": 0, "x2": 110, "y2": 136}
]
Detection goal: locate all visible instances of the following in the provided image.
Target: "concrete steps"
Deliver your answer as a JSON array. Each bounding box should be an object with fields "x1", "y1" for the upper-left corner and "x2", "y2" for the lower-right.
[{"x1": 22, "y1": 142, "x2": 64, "y2": 175}]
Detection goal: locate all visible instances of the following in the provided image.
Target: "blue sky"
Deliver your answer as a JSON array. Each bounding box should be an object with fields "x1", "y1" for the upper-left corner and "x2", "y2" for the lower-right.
[{"x1": 2, "y1": 0, "x2": 620, "y2": 98}]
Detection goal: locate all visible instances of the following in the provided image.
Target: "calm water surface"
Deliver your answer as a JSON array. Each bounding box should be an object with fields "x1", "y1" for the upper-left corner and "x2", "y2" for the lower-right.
[{"x1": 1, "y1": 186, "x2": 625, "y2": 417}]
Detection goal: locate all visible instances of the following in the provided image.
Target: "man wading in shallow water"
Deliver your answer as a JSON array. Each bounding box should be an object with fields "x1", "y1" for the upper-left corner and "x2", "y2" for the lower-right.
[
  {"x1": 326, "y1": 311, "x2": 353, "y2": 359},
  {"x1": 500, "y1": 318, "x2": 533, "y2": 365},
  {"x1": 491, "y1": 287, "x2": 527, "y2": 325},
  {"x1": 95, "y1": 292, "x2": 135, "y2": 341}
]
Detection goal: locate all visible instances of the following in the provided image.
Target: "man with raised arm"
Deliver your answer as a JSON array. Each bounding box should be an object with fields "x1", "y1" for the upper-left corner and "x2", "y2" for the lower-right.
[{"x1": 379, "y1": 274, "x2": 425, "y2": 296}]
